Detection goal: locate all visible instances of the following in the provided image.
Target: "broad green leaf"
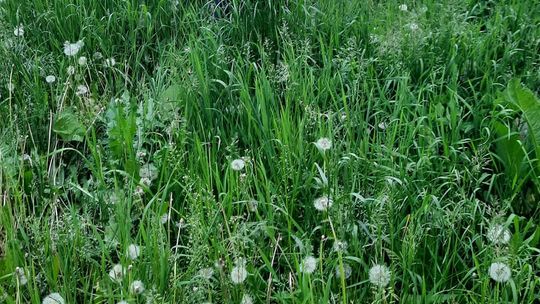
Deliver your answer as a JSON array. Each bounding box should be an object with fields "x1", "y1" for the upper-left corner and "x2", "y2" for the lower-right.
[{"x1": 53, "y1": 108, "x2": 85, "y2": 142}]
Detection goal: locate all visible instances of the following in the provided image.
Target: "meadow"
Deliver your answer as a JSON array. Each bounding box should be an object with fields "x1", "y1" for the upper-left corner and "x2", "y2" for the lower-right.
[{"x1": 0, "y1": 0, "x2": 539, "y2": 303}]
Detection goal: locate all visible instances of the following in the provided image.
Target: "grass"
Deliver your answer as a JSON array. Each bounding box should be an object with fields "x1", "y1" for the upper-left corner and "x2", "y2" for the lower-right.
[{"x1": 0, "y1": 0, "x2": 539, "y2": 303}]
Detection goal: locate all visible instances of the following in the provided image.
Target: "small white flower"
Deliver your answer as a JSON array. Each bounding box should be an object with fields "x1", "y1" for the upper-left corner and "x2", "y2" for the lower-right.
[
  {"x1": 300, "y1": 256, "x2": 317, "y2": 274},
  {"x1": 369, "y1": 264, "x2": 391, "y2": 287},
  {"x1": 130, "y1": 280, "x2": 145, "y2": 294},
  {"x1": 127, "y1": 244, "x2": 141, "y2": 260},
  {"x1": 230, "y1": 264, "x2": 248, "y2": 284},
  {"x1": 313, "y1": 196, "x2": 333, "y2": 211},
  {"x1": 78, "y1": 56, "x2": 87, "y2": 66},
  {"x1": 15, "y1": 267, "x2": 28, "y2": 285},
  {"x1": 104, "y1": 57, "x2": 116, "y2": 67},
  {"x1": 198, "y1": 267, "x2": 214, "y2": 280},
  {"x1": 489, "y1": 262, "x2": 511, "y2": 283},
  {"x1": 486, "y1": 224, "x2": 511, "y2": 245},
  {"x1": 314, "y1": 137, "x2": 332, "y2": 151},
  {"x1": 45, "y1": 75, "x2": 56, "y2": 84},
  {"x1": 335, "y1": 263, "x2": 352, "y2": 279},
  {"x1": 231, "y1": 159, "x2": 246, "y2": 171},
  {"x1": 14, "y1": 24, "x2": 24, "y2": 37},
  {"x1": 108, "y1": 264, "x2": 126, "y2": 282},
  {"x1": 63, "y1": 40, "x2": 84, "y2": 56},
  {"x1": 399, "y1": 4, "x2": 408, "y2": 11},
  {"x1": 42, "y1": 293, "x2": 65, "y2": 304},
  {"x1": 75, "y1": 84, "x2": 89, "y2": 96},
  {"x1": 241, "y1": 294, "x2": 254, "y2": 304}
]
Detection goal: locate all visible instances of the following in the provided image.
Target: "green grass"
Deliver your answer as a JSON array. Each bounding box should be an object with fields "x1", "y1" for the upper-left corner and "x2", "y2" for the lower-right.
[{"x1": 1, "y1": 0, "x2": 539, "y2": 303}]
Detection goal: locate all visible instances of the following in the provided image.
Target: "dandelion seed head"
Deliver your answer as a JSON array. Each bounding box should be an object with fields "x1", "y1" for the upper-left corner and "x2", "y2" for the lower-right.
[
  {"x1": 241, "y1": 294, "x2": 254, "y2": 304},
  {"x1": 313, "y1": 196, "x2": 333, "y2": 211},
  {"x1": 45, "y1": 75, "x2": 56, "y2": 84},
  {"x1": 160, "y1": 213, "x2": 170, "y2": 224},
  {"x1": 14, "y1": 24, "x2": 24, "y2": 37},
  {"x1": 139, "y1": 163, "x2": 158, "y2": 181},
  {"x1": 78, "y1": 56, "x2": 87, "y2": 66},
  {"x1": 75, "y1": 84, "x2": 89, "y2": 96},
  {"x1": 399, "y1": 4, "x2": 408, "y2": 11},
  {"x1": 486, "y1": 224, "x2": 511, "y2": 245},
  {"x1": 314, "y1": 137, "x2": 332, "y2": 151},
  {"x1": 127, "y1": 244, "x2": 141, "y2": 260},
  {"x1": 108, "y1": 264, "x2": 125, "y2": 282},
  {"x1": 104, "y1": 57, "x2": 116, "y2": 67},
  {"x1": 63, "y1": 40, "x2": 84, "y2": 56},
  {"x1": 332, "y1": 240, "x2": 348, "y2": 253},
  {"x1": 489, "y1": 262, "x2": 511, "y2": 283},
  {"x1": 130, "y1": 280, "x2": 145, "y2": 294},
  {"x1": 42, "y1": 293, "x2": 65, "y2": 304},
  {"x1": 15, "y1": 267, "x2": 28, "y2": 285},
  {"x1": 300, "y1": 256, "x2": 317, "y2": 274},
  {"x1": 369, "y1": 264, "x2": 391, "y2": 288},
  {"x1": 335, "y1": 263, "x2": 352, "y2": 279},
  {"x1": 409, "y1": 23, "x2": 419, "y2": 31},
  {"x1": 230, "y1": 264, "x2": 248, "y2": 284},
  {"x1": 198, "y1": 267, "x2": 214, "y2": 280},
  {"x1": 231, "y1": 159, "x2": 246, "y2": 171}
]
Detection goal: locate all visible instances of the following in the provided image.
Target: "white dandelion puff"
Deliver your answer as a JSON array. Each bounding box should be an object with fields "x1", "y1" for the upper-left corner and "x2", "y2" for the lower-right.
[
  {"x1": 104, "y1": 57, "x2": 116, "y2": 67},
  {"x1": 313, "y1": 196, "x2": 333, "y2": 211},
  {"x1": 198, "y1": 267, "x2": 214, "y2": 280},
  {"x1": 63, "y1": 40, "x2": 84, "y2": 56},
  {"x1": 14, "y1": 24, "x2": 24, "y2": 37},
  {"x1": 489, "y1": 262, "x2": 511, "y2": 283},
  {"x1": 78, "y1": 56, "x2": 87, "y2": 66},
  {"x1": 130, "y1": 280, "x2": 145, "y2": 294},
  {"x1": 127, "y1": 244, "x2": 141, "y2": 260},
  {"x1": 160, "y1": 213, "x2": 170, "y2": 224},
  {"x1": 399, "y1": 4, "x2": 408, "y2": 11},
  {"x1": 332, "y1": 240, "x2": 348, "y2": 253},
  {"x1": 42, "y1": 293, "x2": 65, "y2": 304},
  {"x1": 108, "y1": 264, "x2": 126, "y2": 282},
  {"x1": 408, "y1": 23, "x2": 419, "y2": 31},
  {"x1": 139, "y1": 163, "x2": 158, "y2": 181},
  {"x1": 67, "y1": 65, "x2": 75, "y2": 75},
  {"x1": 230, "y1": 264, "x2": 248, "y2": 284},
  {"x1": 369, "y1": 264, "x2": 391, "y2": 288},
  {"x1": 15, "y1": 267, "x2": 28, "y2": 285},
  {"x1": 314, "y1": 137, "x2": 332, "y2": 151},
  {"x1": 335, "y1": 263, "x2": 352, "y2": 279},
  {"x1": 45, "y1": 75, "x2": 56, "y2": 84},
  {"x1": 486, "y1": 224, "x2": 511, "y2": 245},
  {"x1": 231, "y1": 159, "x2": 246, "y2": 171},
  {"x1": 241, "y1": 294, "x2": 254, "y2": 304},
  {"x1": 75, "y1": 84, "x2": 89, "y2": 96},
  {"x1": 300, "y1": 256, "x2": 317, "y2": 274}
]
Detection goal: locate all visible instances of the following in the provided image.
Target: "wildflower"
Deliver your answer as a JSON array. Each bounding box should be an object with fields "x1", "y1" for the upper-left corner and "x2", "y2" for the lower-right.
[
  {"x1": 78, "y1": 56, "x2": 87, "y2": 66},
  {"x1": 313, "y1": 196, "x2": 333, "y2": 211},
  {"x1": 314, "y1": 137, "x2": 332, "y2": 151},
  {"x1": 335, "y1": 263, "x2": 352, "y2": 279},
  {"x1": 108, "y1": 264, "x2": 125, "y2": 282},
  {"x1": 15, "y1": 267, "x2": 28, "y2": 285},
  {"x1": 300, "y1": 256, "x2": 317, "y2": 274},
  {"x1": 230, "y1": 264, "x2": 248, "y2": 284},
  {"x1": 63, "y1": 40, "x2": 84, "y2": 56},
  {"x1": 486, "y1": 224, "x2": 511, "y2": 245},
  {"x1": 42, "y1": 293, "x2": 65, "y2": 304},
  {"x1": 333, "y1": 240, "x2": 348, "y2": 253},
  {"x1": 130, "y1": 280, "x2": 145, "y2": 294},
  {"x1": 67, "y1": 66, "x2": 75, "y2": 75},
  {"x1": 198, "y1": 267, "x2": 214, "y2": 280},
  {"x1": 241, "y1": 294, "x2": 254, "y2": 304},
  {"x1": 231, "y1": 159, "x2": 246, "y2": 171},
  {"x1": 104, "y1": 58, "x2": 116, "y2": 67},
  {"x1": 127, "y1": 244, "x2": 141, "y2": 260},
  {"x1": 489, "y1": 262, "x2": 511, "y2": 283},
  {"x1": 45, "y1": 75, "x2": 56, "y2": 84},
  {"x1": 75, "y1": 84, "x2": 89, "y2": 96},
  {"x1": 14, "y1": 24, "x2": 24, "y2": 37},
  {"x1": 369, "y1": 264, "x2": 391, "y2": 287},
  {"x1": 399, "y1": 4, "x2": 408, "y2": 11}
]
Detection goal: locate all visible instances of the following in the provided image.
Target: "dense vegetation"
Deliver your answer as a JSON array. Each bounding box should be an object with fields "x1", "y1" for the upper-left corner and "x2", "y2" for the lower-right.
[{"x1": 1, "y1": 0, "x2": 539, "y2": 303}]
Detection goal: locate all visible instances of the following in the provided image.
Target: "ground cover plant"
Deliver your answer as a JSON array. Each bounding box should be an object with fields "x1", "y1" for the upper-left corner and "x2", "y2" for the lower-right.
[{"x1": 0, "y1": 0, "x2": 539, "y2": 303}]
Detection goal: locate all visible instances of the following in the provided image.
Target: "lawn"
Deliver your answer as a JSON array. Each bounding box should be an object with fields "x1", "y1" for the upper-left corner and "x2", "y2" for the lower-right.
[{"x1": 0, "y1": 0, "x2": 539, "y2": 303}]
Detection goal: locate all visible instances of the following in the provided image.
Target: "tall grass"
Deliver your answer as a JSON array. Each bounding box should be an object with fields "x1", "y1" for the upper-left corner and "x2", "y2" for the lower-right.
[{"x1": 1, "y1": 0, "x2": 539, "y2": 303}]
